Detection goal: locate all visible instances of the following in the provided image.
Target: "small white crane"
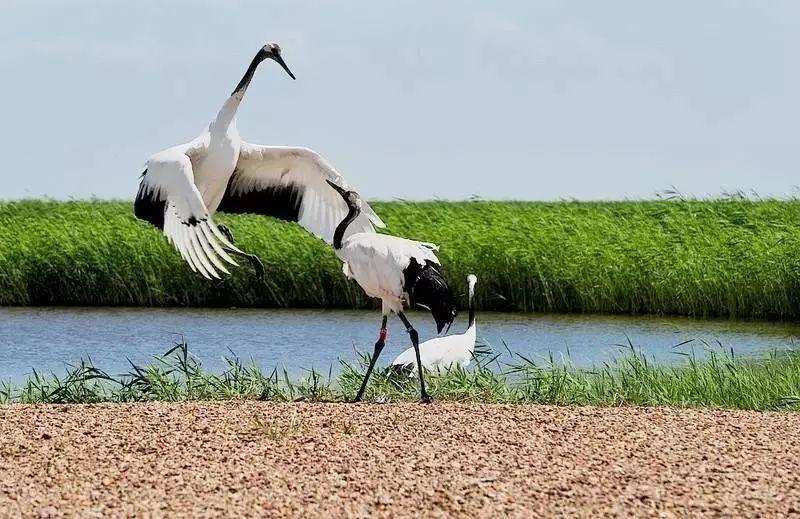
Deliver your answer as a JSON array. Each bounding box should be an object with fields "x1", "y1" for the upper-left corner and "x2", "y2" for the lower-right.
[
  {"x1": 326, "y1": 180, "x2": 457, "y2": 403},
  {"x1": 391, "y1": 274, "x2": 478, "y2": 372},
  {"x1": 135, "y1": 42, "x2": 383, "y2": 279}
]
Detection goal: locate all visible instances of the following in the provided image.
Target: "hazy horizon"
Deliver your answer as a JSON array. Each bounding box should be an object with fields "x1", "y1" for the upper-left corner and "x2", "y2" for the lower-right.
[{"x1": 2, "y1": 1, "x2": 798, "y2": 201}]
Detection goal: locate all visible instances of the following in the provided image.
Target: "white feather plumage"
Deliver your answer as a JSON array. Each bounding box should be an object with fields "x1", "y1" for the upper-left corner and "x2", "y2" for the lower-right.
[
  {"x1": 336, "y1": 233, "x2": 441, "y2": 315},
  {"x1": 136, "y1": 44, "x2": 382, "y2": 279}
]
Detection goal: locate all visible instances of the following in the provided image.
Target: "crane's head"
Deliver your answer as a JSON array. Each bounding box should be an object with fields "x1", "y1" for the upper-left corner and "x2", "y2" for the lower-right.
[
  {"x1": 260, "y1": 42, "x2": 296, "y2": 80},
  {"x1": 467, "y1": 274, "x2": 478, "y2": 301},
  {"x1": 326, "y1": 179, "x2": 362, "y2": 211}
]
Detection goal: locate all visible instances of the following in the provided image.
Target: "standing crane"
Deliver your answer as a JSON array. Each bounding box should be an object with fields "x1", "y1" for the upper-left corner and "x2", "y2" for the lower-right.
[{"x1": 326, "y1": 180, "x2": 457, "y2": 402}]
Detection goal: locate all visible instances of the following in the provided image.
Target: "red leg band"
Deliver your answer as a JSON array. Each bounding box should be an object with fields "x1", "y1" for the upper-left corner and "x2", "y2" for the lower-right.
[{"x1": 379, "y1": 328, "x2": 387, "y2": 342}]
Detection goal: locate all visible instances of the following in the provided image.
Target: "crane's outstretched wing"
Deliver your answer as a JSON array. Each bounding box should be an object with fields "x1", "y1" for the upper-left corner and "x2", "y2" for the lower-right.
[
  {"x1": 218, "y1": 144, "x2": 384, "y2": 243},
  {"x1": 135, "y1": 144, "x2": 242, "y2": 280}
]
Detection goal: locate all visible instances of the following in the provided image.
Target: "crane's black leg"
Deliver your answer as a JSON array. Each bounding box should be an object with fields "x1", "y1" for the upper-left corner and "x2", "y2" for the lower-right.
[
  {"x1": 398, "y1": 312, "x2": 432, "y2": 403},
  {"x1": 353, "y1": 315, "x2": 388, "y2": 402},
  {"x1": 217, "y1": 224, "x2": 265, "y2": 280}
]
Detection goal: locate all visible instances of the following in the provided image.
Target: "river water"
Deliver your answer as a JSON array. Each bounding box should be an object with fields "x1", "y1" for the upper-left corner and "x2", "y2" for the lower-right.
[{"x1": 1, "y1": 307, "x2": 798, "y2": 382}]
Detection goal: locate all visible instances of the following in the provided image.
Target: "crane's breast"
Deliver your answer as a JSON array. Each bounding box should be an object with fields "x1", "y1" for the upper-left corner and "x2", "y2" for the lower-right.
[{"x1": 193, "y1": 143, "x2": 240, "y2": 213}]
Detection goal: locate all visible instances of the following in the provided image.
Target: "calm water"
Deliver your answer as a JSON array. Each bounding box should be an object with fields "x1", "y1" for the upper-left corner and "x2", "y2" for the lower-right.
[{"x1": 1, "y1": 307, "x2": 799, "y2": 382}]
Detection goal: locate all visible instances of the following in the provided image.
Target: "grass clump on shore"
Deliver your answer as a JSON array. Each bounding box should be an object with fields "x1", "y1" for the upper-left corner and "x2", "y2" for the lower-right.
[
  {"x1": 3, "y1": 198, "x2": 800, "y2": 318},
  {"x1": 2, "y1": 341, "x2": 800, "y2": 411}
]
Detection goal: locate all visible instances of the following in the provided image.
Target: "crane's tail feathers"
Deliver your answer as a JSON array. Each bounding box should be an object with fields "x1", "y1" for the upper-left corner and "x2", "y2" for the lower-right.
[{"x1": 404, "y1": 258, "x2": 458, "y2": 334}]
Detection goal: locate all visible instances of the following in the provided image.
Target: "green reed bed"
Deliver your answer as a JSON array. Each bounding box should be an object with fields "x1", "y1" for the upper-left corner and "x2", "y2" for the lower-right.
[
  {"x1": 2, "y1": 198, "x2": 800, "y2": 318},
  {"x1": 2, "y1": 341, "x2": 799, "y2": 411}
]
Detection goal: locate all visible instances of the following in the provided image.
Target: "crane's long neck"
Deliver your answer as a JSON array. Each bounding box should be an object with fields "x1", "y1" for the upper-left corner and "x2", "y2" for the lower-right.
[
  {"x1": 468, "y1": 289, "x2": 476, "y2": 328},
  {"x1": 232, "y1": 51, "x2": 266, "y2": 100},
  {"x1": 212, "y1": 52, "x2": 266, "y2": 132},
  {"x1": 333, "y1": 203, "x2": 360, "y2": 250}
]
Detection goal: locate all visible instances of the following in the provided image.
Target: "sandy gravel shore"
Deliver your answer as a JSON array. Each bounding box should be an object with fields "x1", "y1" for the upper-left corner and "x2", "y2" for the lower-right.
[{"x1": 1, "y1": 403, "x2": 799, "y2": 517}]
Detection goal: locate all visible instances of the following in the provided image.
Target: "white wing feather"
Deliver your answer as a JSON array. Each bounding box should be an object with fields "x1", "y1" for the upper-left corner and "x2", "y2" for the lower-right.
[
  {"x1": 138, "y1": 146, "x2": 242, "y2": 279},
  {"x1": 225, "y1": 144, "x2": 384, "y2": 243}
]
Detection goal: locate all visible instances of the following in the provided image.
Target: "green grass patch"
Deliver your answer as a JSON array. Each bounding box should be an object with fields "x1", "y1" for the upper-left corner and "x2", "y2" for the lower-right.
[
  {"x1": 2, "y1": 198, "x2": 800, "y2": 317},
  {"x1": 2, "y1": 341, "x2": 800, "y2": 411}
]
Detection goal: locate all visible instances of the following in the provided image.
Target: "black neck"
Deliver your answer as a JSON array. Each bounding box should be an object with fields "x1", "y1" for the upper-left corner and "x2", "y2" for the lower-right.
[
  {"x1": 232, "y1": 52, "x2": 266, "y2": 97},
  {"x1": 333, "y1": 203, "x2": 360, "y2": 250},
  {"x1": 468, "y1": 294, "x2": 476, "y2": 327}
]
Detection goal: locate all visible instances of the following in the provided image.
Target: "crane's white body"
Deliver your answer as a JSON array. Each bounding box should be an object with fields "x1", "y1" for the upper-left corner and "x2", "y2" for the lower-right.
[
  {"x1": 337, "y1": 233, "x2": 440, "y2": 315},
  {"x1": 193, "y1": 96, "x2": 242, "y2": 212},
  {"x1": 137, "y1": 46, "x2": 383, "y2": 280},
  {"x1": 392, "y1": 275, "x2": 478, "y2": 372},
  {"x1": 391, "y1": 321, "x2": 477, "y2": 371}
]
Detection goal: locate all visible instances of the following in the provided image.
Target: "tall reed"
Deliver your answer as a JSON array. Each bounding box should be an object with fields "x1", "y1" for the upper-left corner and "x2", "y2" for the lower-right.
[{"x1": 2, "y1": 199, "x2": 800, "y2": 318}]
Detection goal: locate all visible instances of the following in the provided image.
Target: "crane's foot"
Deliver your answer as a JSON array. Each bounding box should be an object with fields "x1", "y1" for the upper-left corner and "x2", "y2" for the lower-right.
[
  {"x1": 217, "y1": 224, "x2": 234, "y2": 243},
  {"x1": 217, "y1": 224, "x2": 265, "y2": 280},
  {"x1": 420, "y1": 392, "x2": 433, "y2": 404},
  {"x1": 242, "y1": 252, "x2": 265, "y2": 280}
]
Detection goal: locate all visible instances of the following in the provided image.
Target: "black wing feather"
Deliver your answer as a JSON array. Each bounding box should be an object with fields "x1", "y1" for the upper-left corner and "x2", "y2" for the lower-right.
[
  {"x1": 134, "y1": 169, "x2": 167, "y2": 230},
  {"x1": 217, "y1": 171, "x2": 305, "y2": 222}
]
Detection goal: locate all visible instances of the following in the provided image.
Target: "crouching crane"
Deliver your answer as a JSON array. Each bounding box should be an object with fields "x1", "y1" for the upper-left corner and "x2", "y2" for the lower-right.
[
  {"x1": 326, "y1": 180, "x2": 457, "y2": 403},
  {"x1": 391, "y1": 274, "x2": 478, "y2": 373}
]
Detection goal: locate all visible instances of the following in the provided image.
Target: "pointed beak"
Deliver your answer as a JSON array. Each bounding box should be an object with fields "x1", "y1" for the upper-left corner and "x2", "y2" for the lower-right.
[
  {"x1": 326, "y1": 179, "x2": 347, "y2": 196},
  {"x1": 274, "y1": 53, "x2": 296, "y2": 80}
]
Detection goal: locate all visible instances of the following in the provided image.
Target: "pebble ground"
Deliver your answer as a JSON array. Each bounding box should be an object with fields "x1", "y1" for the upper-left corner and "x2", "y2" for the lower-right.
[{"x1": 1, "y1": 402, "x2": 799, "y2": 517}]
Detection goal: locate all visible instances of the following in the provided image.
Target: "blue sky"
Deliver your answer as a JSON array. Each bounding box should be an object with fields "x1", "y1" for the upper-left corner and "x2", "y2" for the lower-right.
[{"x1": 1, "y1": 1, "x2": 798, "y2": 200}]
